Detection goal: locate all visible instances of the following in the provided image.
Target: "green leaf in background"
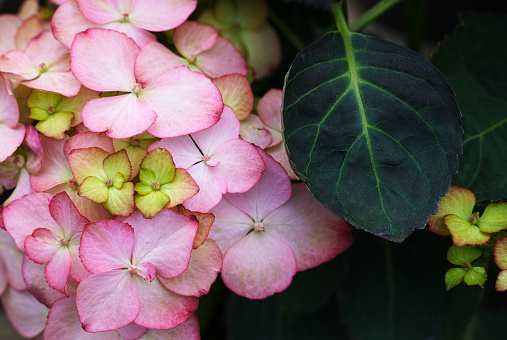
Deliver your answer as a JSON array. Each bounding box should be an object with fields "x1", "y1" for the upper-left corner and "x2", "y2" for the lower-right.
[
  {"x1": 433, "y1": 12, "x2": 507, "y2": 202},
  {"x1": 282, "y1": 27, "x2": 462, "y2": 241}
]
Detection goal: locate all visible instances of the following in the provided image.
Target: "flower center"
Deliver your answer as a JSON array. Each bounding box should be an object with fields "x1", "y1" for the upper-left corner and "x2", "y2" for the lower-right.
[
  {"x1": 253, "y1": 221, "x2": 264, "y2": 232},
  {"x1": 59, "y1": 238, "x2": 68, "y2": 246},
  {"x1": 132, "y1": 83, "x2": 142, "y2": 95},
  {"x1": 203, "y1": 155, "x2": 220, "y2": 167},
  {"x1": 470, "y1": 212, "x2": 480, "y2": 224},
  {"x1": 152, "y1": 182, "x2": 160, "y2": 190},
  {"x1": 131, "y1": 138, "x2": 140, "y2": 146},
  {"x1": 13, "y1": 154, "x2": 25, "y2": 168},
  {"x1": 38, "y1": 63, "x2": 48, "y2": 72},
  {"x1": 48, "y1": 106, "x2": 54, "y2": 114},
  {"x1": 68, "y1": 178, "x2": 78, "y2": 191},
  {"x1": 128, "y1": 265, "x2": 137, "y2": 275},
  {"x1": 121, "y1": 13, "x2": 129, "y2": 23},
  {"x1": 105, "y1": 179, "x2": 113, "y2": 187}
]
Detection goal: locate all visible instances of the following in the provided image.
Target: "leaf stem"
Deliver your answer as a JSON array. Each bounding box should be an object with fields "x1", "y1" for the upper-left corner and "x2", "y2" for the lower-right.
[
  {"x1": 350, "y1": 0, "x2": 405, "y2": 32},
  {"x1": 268, "y1": 8, "x2": 306, "y2": 51},
  {"x1": 332, "y1": 1, "x2": 349, "y2": 34}
]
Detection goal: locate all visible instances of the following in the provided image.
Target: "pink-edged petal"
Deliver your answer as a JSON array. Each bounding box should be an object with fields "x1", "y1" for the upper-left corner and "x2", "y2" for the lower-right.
[
  {"x1": 176, "y1": 206, "x2": 215, "y2": 249},
  {"x1": 209, "y1": 197, "x2": 254, "y2": 254},
  {"x1": 3, "y1": 167, "x2": 36, "y2": 206},
  {"x1": 239, "y1": 114, "x2": 272, "y2": 148},
  {"x1": 71, "y1": 28, "x2": 139, "y2": 92},
  {"x1": 265, "y1": 183, "x2": 354, "y2": 271},
  {"x1": 225, "y1": 149, "x2": 291, "y2": 220},
  {"x1": 0, "y1": 74, "x2": 20, "y2": 128},
  {"x1": 64, "y1": 131, "x2": 115, "y2": 157},
  {"x1": 22, "y1": 255, "x2": 65, "y2": 307},
  {"x1": 173, "y1": 21, "x2": 218, "y2": 58},
  {"x1": 222, "y1": 231, "x2": 297, "y2": 299},
  {"x1": 49, "y1": 191, "x2": 90, "y2": 237},
  {"x1": 23, "y1": 69, "x2": 82, "y2": 97},
  {"x1": 101, "y1": 20, "x2": 157, "y2": 48},
  {"x1": 129, "y1": 0, "x2": 196, "y2": 31},
  {"x1": 117, "y1": 322, "x2": 147, "y2": 340},
  {"x1": 68, "y1": 147, "x2": 109, "y2": 184},
  {"x1": 135, "y1": 262, "x2": 156, "y2": 282},
  {"x1": 15, "y1": 15, "x2": 43, "y2": 51},
  {"x1": 0, "y1": 14, "x2": 23, "y2": 55},
  {"x1": 30, "y1": 134, "x2": 72, "y2": 192},
  {"x1": 22, "y1": 125, "x2": 43, "y2": 176},
  {"x1": 75, "y1": 0, "x2": 125, "y2": 25},
  {"x1": 0, "y1": 49, "x2": 39, "y2": 79},
  {"x1": 183, "y1": 162, "x2": 227, "y2": 213},
  {"x1": 1, "y1": 287, "x2": 49, "y2": 338},
  {"x1": 45, "y1": 296, "x2": 119, "y2": 340},
  {"x1": 257, "y1": 89, "x2": 283, "y2": 137},
  {"x1": 24, "y1": 228, "x2": 60, "y2": 264},
  {"x1": 161, "y1": 168, "x2": 199, "y2": 208},
  {"x1": 192, "y1": 105, "x2": 240, "y2": 156},
  {"x1": 81, "y1": 94, "x2": 157, "y2": 139},
  {"x1": 0, "y1": 228, "x2": 26, "y2": 291},
  {"x1": 52, "y1": 1, "x2": 100, "y2": 49},
  {"x1": 140, "y1": 65, "x2": 223, "y2": 138},
  {"x1": 3, "y1": 192, "x2": 57, "y2": 250},
  {"x1": 159, "y1": 239, "x2": 222, "y2": 297},
  {"x1": 196, "y1": 37, "x2": 248, "y2": 78},
  {"x1": 149, "y1": 136, "x2": 202, "y2": 170},
  {"x1": 133, "y1": 276, "x2": 198, "y2": 329},
  {"x1": 126, "y1": 209, "x2": 198, "y2": 279},
  {"x1": 135, "y1": 41, "x2": 186, "y2": 82},
  {"x1": 77, "y1": 270, "x2": 139, "y2": 332},
  {"x1": 144, "y1": 314, "x2": 200, "y2": 340},
  {"x1": 212, "y1": 74, "x2": 253, "y2": 120},
  {"x1": 25, "y1": 31, "x2": 71, "y2": 72},
  {"x1": 265, "y1": 142, "x2": 299, "y2": 180},
  {"x1": 0, "y1": 123, "x2": 25, "y2": 163},
  {"x1": 68, "y1": 235, "x2": 91, "y2": 282},
  {"x1": 80, "y1": 220, "x2": 134, "y2": 273},
  {"x1": 212, "y1": 139, "x2": 265, "y2": 193},
  {"x1": 45, "y1": 246, "x2": 72, "y2": 294}
]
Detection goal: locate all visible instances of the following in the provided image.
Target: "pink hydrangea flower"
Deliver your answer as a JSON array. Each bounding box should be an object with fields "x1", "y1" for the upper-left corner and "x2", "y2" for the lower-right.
[
  {"x1": 0, "y1": 74, "x2": 25, "y2": 163},
  {"x1": 209, "y1": 149, "x2": 353, "y2": 299}
]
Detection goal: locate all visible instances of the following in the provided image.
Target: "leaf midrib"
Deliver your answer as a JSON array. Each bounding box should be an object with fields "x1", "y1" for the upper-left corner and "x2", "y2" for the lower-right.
[{"x1": 339, "y1": 30, "x2": 390, "y2": 225}]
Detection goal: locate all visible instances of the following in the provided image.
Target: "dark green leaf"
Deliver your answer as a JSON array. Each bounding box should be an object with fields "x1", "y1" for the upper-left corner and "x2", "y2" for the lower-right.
[
  {"x1": 282, "y1": 30, "x2": 462, "y2": 241},
  {"x1": 433, "y1": 12, "x2": 507, "y2": 201}
]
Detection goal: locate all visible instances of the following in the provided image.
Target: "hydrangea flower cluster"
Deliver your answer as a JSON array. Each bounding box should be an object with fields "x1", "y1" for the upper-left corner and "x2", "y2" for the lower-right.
[{"x1": 0, "y1": 0, "x2": 353, "y2": 338}]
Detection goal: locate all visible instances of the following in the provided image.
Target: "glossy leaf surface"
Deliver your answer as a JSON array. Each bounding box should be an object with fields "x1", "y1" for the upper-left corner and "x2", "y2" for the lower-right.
[{"x1": 283, "y1": 30, "x2": 462, "y2": 241}]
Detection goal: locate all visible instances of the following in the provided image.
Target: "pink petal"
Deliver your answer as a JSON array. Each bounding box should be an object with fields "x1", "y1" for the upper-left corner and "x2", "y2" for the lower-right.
[
  {"x1": 23, "y1": 69, "x2": 82, "y2": 97},
  {"x1": 129, "y1": 0, "x2": 196, "y2": 31},
  {"x1": 265, "y1": 142, "x2": 299, "y2": 180},
  {"x1": 0, "y1": 228, "x2": 26, "y2": 291},
  {"x1": 239, "y1": 114, "x2": 272, "y2": 149},
  {"x1": 212, "y1": 139, "x2": 265, "y2": 193},
  {"x1": 15, "y1": 15, "x2": 43, "y2": 51},
  {"x1": 117, "y1": 322, "x2": 147, "y2": 340},
  {"x1": 0, "y1": 123, "x2": 25, "y2": 163},
  {"x1": 0, "y1": 14, "x2": 23, "y2": 55},
  {"x1": 30, "y1": 134, "x2": 72, "y2": 192},
  {"x1": 264, "y1": 183, "x2": 354, "y2": 271},
  {"x1": 3, "y1": 167, "x2": 36, "y2": 206},
  {"x1": 81, "y1": 94, "x2": 157, "y2": 139},
  {"x1": 135, "y1": 41, "x2": 186, "y2": 82},
  {"x1": 1, "y1": 287, "x2": 49, "y2": 338},
  {"x1": 0, "y1": 49, "x2": 40, "y2": 79},
  {"x1": 50, "y1": 185, "x2": 114, "y2": 222},
  {"x1": 140, "y1": 65, "x2": 223, "y2": 138},
  {"x1": 257, "y1": 88, "x2": 283, "y2": 136},
  {"x1": 222, "y1": 231, "x2": 297, "y2": 299},
  {"x1": 225, "y1": 149, "x2": 291, "y2": 221},
  {"x1": 0, "y1": 261, "x2": 7, "y2": 296},
  {"x1": 52, "y1": 1, "x2": 100, "y2": 49},
  {"x1": 76, "y1": 0, "x2": 126, "y2": 25},
  {"x1": 149, "y1": 136, "x2": 202, "y2": 170},
  {"x1": 77, "y1": 270, "x2": 139, "y2": 332},
  {"x1": 133, "y1": 276, "x2": 198, "y2": 329},
  {"x1": 22, "y1": 255, "x2": 65, "y2": 307},
  {"x1": 49, "y1": 191, "x2": 90, "y2": 237},
  {"x1": 80, "y1": 220, "x2": 134, "y2": 273},
  {"x1": 22, "y1": 124, "x2": 44, "y2": 175},
  {"x1": 101, "y1": 20, "x2": 156, "y2": 47},
  {"x1": 145, "y1": 314, "x2": 200, "y2": 339},
  {"x1": 183, "y1": 162, "x2": 227, "y2": 213},
  {"x1": 45, "y1": 246, "x2": 72, "y2": 294},
  {"x1": 208, "y1": 197, "x2": 254, "y2": 254},
  {"x1": 3, "y1": 192, "x2": 56, "y2": 250},
  {"x1": 25, "y1": 31, "x2": 72, "y2": 72},
  {"x1": 212, "y1": 74, "x2": 253, "y2": 120},
  {"x1": 24, "y1": 228, "x2": 61, "y2": 264},
  {"x1": 159, "y1": 239, "x2": 222, "y2": 297},
  {"x1": 45, "y1": 296, "x2": 119, "y2": 340},
  {"x1": 0, "y1": 74, "x2": 20, "y2": 128},
  {"x1": 68, "y1": 234, "x2": 91, "y2": 282},
  {"x1": 196, "y1": 37, "x2": 248, "y2": 78},
  {"x1": 125, "y1": 209, "x2": 198, "y2": 279},
  {"x1": 191, "y1": 105, "x2": 240, "y2": 156},
  {"x1": 173, "y1": 21, "x2": 218, "y2": 59},
  {"x1": 64, "y1": 131, "x2": 115, "y2": 157},
  {"x1": 71, "y1": 28, "x2": 139, "y2": 92}
]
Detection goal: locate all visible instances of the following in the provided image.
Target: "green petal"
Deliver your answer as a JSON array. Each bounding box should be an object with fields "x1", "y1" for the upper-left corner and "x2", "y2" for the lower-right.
[
  {"x1": 445, "y1": 214, "x2": 491, "y2": 246},
  {"x1": 134, "y1": 182, "x2": 153, "y2": 195},
  {"x1": 139, "y1": 168, "x2": 157, "y2": 185},
  {"x1": 103, "y1": 182, "x2": 134, "y2": 216},
  {"x1": 463, "y1": 267, "x2": 487, "y2": 288},
  {"x1": 445, "y1": 268, "x2": 465, "y2": 291},
  {"x1": 69, "y1": 147, "x2": 109, "y2": 184},
  {"x1": 447, "y1": 244, "x2": 483, "y2": 266},
  {"x1": 103, "y1": 150, "x2": 131, "y2": 180},
  {"x1": 478, "y1": 202, "x2": 507, "y2": 233},
  {"x1": 28, "y1": 107, "x2": 51, "y2": 120},
  {"x1": 134, "y1": 190, "x2": 170, "y2": 219},
  {"x1": 79, "y1": 176, "x2": 109, "y2": 203},
  {"x1": 56, "y1": 86, "x2": 99, "y2": 125},
  {"x1": 141, "y1": 148, "x2": 175, "y2": 185},
  {"x1": 27, "y1": 90, "x2": 62, "y2": 111},
  {"x1": 35, "y1": 111, "x2": 74, "y2": 140},
  {"x1": 496, "y1": 270, "x2": 507, "y2": 291},
  {"x1": 111, "y1": 172, "x2": 125, "y2": 189},
  {"x1": 160, "y1": 168, "x2": 199, "y2": 208}
]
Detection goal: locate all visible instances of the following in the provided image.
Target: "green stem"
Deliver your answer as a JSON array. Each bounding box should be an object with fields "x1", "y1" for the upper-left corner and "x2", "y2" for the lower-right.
[
  {"x1": 268, "y1": 8, "x2": 306, "y2": 51},
  {"x1": 350, "y1": 0, "x2": 406, "y2": 32},
  {"x1": 332, "y1": 1, "x2": 349, "y2": 34}
]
